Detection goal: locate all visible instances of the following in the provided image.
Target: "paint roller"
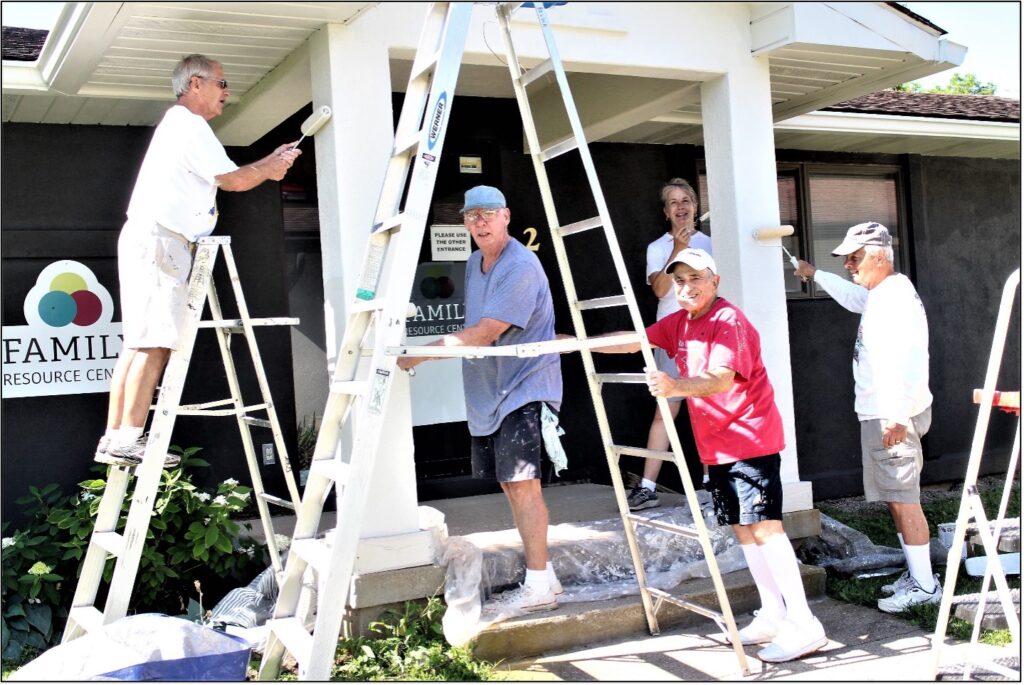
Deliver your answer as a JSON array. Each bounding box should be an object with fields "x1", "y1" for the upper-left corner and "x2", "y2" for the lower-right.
[
  {"x1": 753, "y1": 225, "x2": 800, "y2": 270},
  {"x1": 291, "y1": 105, "x2": 333, "y2": 149}
]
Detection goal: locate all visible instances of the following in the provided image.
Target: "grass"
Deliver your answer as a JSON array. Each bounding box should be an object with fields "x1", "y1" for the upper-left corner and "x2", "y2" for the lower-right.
[{"x1": 818, "y1": 478, "x2": 1020, "y2": 647}]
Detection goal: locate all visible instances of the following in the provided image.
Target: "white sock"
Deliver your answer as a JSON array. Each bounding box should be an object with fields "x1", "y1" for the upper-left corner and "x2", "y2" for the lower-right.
[
  {"x1": 115, "y1": 426, "x2": 143, "y2": 447},
  {"x1": 759, "y1": 535, "x2": 814, "y2": 625},
  {"x1": 524, "y1": 568, "x2": 550, "y2": 593},
  {"x1": 641, "y1": 478, "x2": 657, "y2": 492},
  {"x1": 904, "y1": 543, "x2": 936, "y2": 591},
  {"x1": 546, "y1": 561, "x2": 559, "y2": 587},
  {"x1": 740, "y1": 543, "x2": 785, "y2": 620}
]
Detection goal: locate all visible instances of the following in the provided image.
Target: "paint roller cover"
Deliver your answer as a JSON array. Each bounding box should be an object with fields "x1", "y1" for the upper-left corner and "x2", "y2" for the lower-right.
[
  {"x1": 753, "y1": 225, "x2": 794, "y2": 240},
  {"x1": 301, "y1": 106, "x2": 333, "y2": 136}
]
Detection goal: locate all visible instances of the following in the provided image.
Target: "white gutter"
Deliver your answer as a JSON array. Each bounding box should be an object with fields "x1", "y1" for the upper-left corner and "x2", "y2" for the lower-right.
[{"x1": 776, "y1": 110, "x2": 1020, "y2": 141}]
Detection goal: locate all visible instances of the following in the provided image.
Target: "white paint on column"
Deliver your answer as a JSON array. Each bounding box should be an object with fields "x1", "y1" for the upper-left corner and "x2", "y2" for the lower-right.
[{"x1": 700, "y1": 56, "x2": 812, "y2": 511}]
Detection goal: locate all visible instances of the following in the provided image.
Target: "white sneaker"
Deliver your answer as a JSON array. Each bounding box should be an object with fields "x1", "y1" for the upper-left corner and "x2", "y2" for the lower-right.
[
  {"x1": 492, "y1": 583, "x2": 558, "y2": 613},
  {"x1": 880, "y1": 569, "x2": 913, "y2": 595},
  {"x1": 549, "y1": 576, "x2": 564, "y2": 596},
  {"x1": 736, "y1": 610, "x2": 780, "y2": 645},
  {"x1": 877, "y1": 574, "x2": 940, "y2": 613},
  {"x1": 757, "y1": 615, "x2": 827, "y2": 663}
]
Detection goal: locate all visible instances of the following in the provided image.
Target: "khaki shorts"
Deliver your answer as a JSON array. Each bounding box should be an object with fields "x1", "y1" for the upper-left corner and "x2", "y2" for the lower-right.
[
  {"x1": 860, "y1": 407, "x2": 932, "y2": 503},
  {"x1": 653, "y1": 347, "x2": 683, "y2": 404},
  {"x1": 118, "y1": 222, "x2": 195, "y2": 350}
]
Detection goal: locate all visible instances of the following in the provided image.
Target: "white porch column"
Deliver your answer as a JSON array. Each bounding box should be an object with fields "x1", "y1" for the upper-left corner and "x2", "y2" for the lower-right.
[
  {"x1": 310, "y1": 17, "x2": 443, "y2": 571},
  {"x1": 700, "y1": 58, "x2": 813, "y2": 512}
]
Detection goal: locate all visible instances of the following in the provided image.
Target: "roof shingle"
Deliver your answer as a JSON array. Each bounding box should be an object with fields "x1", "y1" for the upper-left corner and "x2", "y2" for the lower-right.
[
  {"x1": 826, "y1": 90, "x2": 1020, "y2": 123},
  {"x1": 1, "y1": 26, "x2": 48, "y2": 62}
]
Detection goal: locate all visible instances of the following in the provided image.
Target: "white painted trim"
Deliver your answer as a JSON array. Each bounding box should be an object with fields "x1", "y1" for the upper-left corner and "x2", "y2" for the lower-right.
[
  {"x1": 778, "y1": 110, "x2": 1020, "y2": 141},
  {"x1": 1, "y1": 63, "x2": 48, "y2": 93}
]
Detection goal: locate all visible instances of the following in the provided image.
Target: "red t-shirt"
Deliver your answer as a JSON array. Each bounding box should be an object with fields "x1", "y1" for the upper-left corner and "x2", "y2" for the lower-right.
[{"x1": 645, "y1": 297, "x2": 785, "y2": 466}]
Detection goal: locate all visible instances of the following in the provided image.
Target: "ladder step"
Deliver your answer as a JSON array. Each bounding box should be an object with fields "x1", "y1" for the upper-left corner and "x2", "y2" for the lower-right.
[
  {"x1": 595, "y1": 373, "x2": 646, "y2": 384},
  {"x1": 350, "y1": 299, "x2": 387, "y2": 314},
  {"x1": 290, "y1": 538, "x2": 332, "y2": 574},
  {"x1": 646, "y1": 587, "x2": 721, "y2": 621},
  {"x1": 393, "y1": 130, "x2": 422, "y2": 157},
  {"x1": 267, "y1": 616, "x2": 313, "y2": 666},
  {"x1": 613, "y1": 445, "x2": 675, "y2": 462},
  {"x1": 196, "y1": 317, "x2": 299, "y2": 330},
  {"x1": 558, "y1": 216, "x2": 603, "y2": 237},
  {"x1": 409, "y1": 49, "x2": 442, "y2": 83},
  {"x1": 177, "y1": 402, "x2": 269, "y2": 418},
  {"x1": 540, "y1": 135, "x2": 579, "y2": 162},
  {"x1": 259, "y1": 493, "x2": 296, "y2": 510},
  {"x1": 518, "y1": 57, "x2": 554, "y2": 87},
  {"x1": 310, "y1": 458, "x2": 350, "y2": 485},
  {"x1": 243, "y1": 416, "x2": 272, "y2": 429},
  {"x1": 626, "y1": 514, "x2": 701, "y2": 539},
  {"x1": 67, "y1": 606, "x2": 104, "y2": 635},
  {"x1": 330, "y1": 380, "x2": 369, "y2": 397},
  {"x1": 577, "y1": 295, "x2": 628, "y2": 311},
  {"x1": 372, "y1": 212, "x2": 405, "y2": 235},
  {"x1": 91, "y1": 531, "x2": 125, "y2": 557}
]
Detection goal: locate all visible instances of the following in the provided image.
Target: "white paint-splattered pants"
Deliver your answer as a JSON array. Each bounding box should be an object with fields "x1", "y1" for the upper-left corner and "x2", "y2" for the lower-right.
[{"x1": 117, "y1": 221, "x2": 195, "y2": 350}]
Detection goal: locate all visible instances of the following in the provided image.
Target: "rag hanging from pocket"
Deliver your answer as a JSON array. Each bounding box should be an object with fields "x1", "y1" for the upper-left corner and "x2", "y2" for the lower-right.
[{"x1": 540, "y1": 402, "x2": 567, "y2": 476}]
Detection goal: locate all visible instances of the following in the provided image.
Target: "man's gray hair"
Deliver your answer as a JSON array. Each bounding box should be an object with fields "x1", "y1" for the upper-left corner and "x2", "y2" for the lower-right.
[
  {"x1": 864, "y1": 244, "x2": 894, "y2": 264},
  {"x1": 172, "y1": 54, "x2": 217, "y2": 97}
]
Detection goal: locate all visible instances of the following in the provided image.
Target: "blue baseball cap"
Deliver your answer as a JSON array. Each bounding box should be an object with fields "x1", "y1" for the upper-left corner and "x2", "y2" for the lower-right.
[{"x1": 461, "y1": 185, "x2": 506, "y2": 213}]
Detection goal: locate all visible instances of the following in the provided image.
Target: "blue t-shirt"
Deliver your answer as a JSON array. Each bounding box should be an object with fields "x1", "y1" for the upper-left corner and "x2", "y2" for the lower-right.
[{"x1": 462, "y1": 238, "x2": 562, "y2": 436}]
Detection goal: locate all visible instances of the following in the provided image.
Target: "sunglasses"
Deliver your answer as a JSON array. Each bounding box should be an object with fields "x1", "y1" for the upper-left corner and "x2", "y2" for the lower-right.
[{"x1": 197, "y1": 76, "x2": 229, "y2": 90}]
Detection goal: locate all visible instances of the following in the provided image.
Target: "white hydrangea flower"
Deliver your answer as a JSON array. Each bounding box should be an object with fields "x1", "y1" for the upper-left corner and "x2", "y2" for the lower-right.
[
  {"x1": 223, "y1": 478, "x2": 238, "y2": 486},
  {"x1": 204, "y1": 517, "x2": 211, "y2": 525},
  {"x1": 213, "y1": 495, "x2": 228, "y2": 506},
  {"x1": 1, "y1": 537, "x2": 15, "y2": 550},
  {"x1": 195, "y1": 492, "x2": 211, "y2": 503},
  {"x1": 81, "y1": 492, "x2": 96, "y2": 502}
]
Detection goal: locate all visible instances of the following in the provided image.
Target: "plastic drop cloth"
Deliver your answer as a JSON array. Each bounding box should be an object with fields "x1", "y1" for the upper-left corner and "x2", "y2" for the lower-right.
[
  {"x1": 9, "y1": 614, "x2": 250, "y2": 681},
  {"x1": 442, "y1": 506, "x2": 748, "y2": 647}
]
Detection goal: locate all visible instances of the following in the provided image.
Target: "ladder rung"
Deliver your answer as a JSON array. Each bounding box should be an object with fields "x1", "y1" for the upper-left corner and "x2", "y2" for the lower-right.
[
  {"x1": 259, "y1": 493, "x2": 296, "y2": 510},
  {"x1": 91, "y1": 531, "x2": 125, "y2": 557},
  {"x1": 646, "y1": 587, "x2": 721, "y2": 621},
  {"x1": 67, "y1": 606, "x2": 104, "y2": 635},
  {"x1": 310, "y1": 458, "x2": 350, "y2": 485},
  {"x1": 558, "y1": 216, "x2": 603, "y2": 237},
  {"x1": 626, "y1": 514, "x2": 701, "y2": 539},
  {"x1": 518, "y1": 57, "x2": 554, "y2": 87},
  {"x1": 196, "y1": 317, "x2": 299, "y2": 330},
  {"x1": 372, "y1": 212, "x2": 405, "y2": 235},
  {"x1": 350, "y1": 299, "x2": 386, "y2": 314},
  {"x1": 330, "y1": 380, "x2": 369, "y2": 396},
  {"x1": 576, "y1": 295, "x2": 628, "y2": 311},
  {"x1": 243, "y1": 416, "x2": 272, "y2": 429},
  {"x1": 613, "y1": 445, "x2": 675, "y2": 462},
  {"x1": 595, "y1": 373, "x2": 647, "y2": 384},
  {"x1": 393, "y1": 130, "x2": 422, "y2": 157},
  {"x1": 540, "y1": 136, "x2": 579, "y2": 162},
  {"x1": 267, "y1": 616, "x2": 313, "y2": 666},
  {"x1": 410, "y1": 49, "x2": 442, "y2": 82},
  {"x1": 179, "y1": 399, "x2": 234, "y2": 411},
  {"x1": 289, "y1": 538, "x2": 331, "y2": 574},
  {"x1": 197, "y1": 236, "x2": 231, "y2": 246}
]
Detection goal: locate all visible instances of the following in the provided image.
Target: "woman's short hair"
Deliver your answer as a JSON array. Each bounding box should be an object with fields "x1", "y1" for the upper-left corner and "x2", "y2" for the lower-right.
[
  {"x1": 660, "y1": 177, "x2": 698, "y2": 206},
  {"x1": 172, "y1": 54, "x2": 217, "y2": 98}
]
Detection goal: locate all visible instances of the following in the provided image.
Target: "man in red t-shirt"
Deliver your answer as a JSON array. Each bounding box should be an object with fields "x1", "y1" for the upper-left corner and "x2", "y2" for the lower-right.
[{"x1": 596, "y1": 248, "x2": 826, "y2": 663}]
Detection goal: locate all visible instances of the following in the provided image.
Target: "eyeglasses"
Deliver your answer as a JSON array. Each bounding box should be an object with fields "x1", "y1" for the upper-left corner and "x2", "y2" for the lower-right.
[
  {"x1": 463, "y1": 209, "x2": 501, "y2": 222},
  {"x1": 197, "y1": 75, "x2": 229, "y2": 90}
]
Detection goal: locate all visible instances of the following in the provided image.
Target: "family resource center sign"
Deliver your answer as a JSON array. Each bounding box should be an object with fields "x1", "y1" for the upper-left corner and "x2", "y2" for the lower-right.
[{"x1": 2, "y1": 261, "x2": 122, "y2": 398}]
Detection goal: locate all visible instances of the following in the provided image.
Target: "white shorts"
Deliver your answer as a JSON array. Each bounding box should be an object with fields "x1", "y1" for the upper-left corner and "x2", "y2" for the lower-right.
[
  {"x1": 118, "y1": 221, "x2": 195, "y2": 350},
  {"x1": 654, "y1": 347, "x2": 683, "y2": 403}
]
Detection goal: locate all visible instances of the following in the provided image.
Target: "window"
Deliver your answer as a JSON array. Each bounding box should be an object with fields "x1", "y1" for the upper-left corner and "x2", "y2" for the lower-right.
[{"x1": 699, "y1": 163, "x2": 906, "y2": 299}]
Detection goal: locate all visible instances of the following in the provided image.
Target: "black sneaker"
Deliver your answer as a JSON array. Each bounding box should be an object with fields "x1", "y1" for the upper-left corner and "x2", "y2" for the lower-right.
[{"x1": 627, "y1": 485, "x2": 659, "y2": 511}]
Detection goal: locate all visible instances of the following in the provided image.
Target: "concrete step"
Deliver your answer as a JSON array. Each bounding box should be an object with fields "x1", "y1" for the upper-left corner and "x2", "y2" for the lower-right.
[{"x1": 471, "y1": 563, "x2": 826, "y2": 662}]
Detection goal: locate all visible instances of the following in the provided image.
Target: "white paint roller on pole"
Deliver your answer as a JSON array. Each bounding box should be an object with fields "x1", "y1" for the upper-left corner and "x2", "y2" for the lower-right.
[
  {"x1": 753, "y1": 224, "x2": 799, "y2": 269},
  {"x1": 291, "y1": 105, "x2": 333, "y2": 149}
]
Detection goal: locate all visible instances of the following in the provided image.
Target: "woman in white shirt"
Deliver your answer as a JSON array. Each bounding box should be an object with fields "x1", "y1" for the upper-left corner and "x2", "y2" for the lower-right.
[{"x1": 627, "y1": 178, "x2": 712, "y2": 511}]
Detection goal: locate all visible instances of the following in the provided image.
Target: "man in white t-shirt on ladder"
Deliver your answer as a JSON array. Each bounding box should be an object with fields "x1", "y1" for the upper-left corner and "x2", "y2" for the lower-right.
[{"x1": 95, "y1": 54, "x2": 301, "y2": 468}]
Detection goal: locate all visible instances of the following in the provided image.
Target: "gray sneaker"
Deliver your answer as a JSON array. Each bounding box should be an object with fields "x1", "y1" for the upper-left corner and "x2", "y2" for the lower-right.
[
  {"x1": 92, "y1": 435, "x2": 112, "y2": 463},
  {"x1": 877, "y1": 574, "x2": 941, "y2": 613},
  {"x1": 880, "y1": 569, "x2": 913, "y2": 595},
  {"x1": 102, "y1": 434, "x2": 181, "y2": 469},
  {"x1": 627, "y1": 485, "x2": 659, "y2": 511}
]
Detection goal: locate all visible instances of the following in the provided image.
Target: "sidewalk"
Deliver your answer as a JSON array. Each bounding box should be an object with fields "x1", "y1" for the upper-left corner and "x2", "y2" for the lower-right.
[{"x1": 494, "y1": 596, "x2": 1017, "y2": 681}]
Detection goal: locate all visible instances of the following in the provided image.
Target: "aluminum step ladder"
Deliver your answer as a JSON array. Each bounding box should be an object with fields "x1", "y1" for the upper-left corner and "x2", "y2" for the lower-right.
[
  {"x1": 62, "y1": 236, "x2": 302, "y2": 642},
  {"x1": 930, "y1": 268, "x2": 1020, "y2": 681},
  {"x1": 257, "y1": 2, "x2": 748, "y2": 679}
]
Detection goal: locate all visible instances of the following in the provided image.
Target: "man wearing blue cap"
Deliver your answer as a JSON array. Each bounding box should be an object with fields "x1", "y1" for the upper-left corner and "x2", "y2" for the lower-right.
[
  {"x1": 794, "y1": 222, "x2": 937, "y2": 614},
  {"x1": 399, "y1": 185, "x2": 563, "y2": 613}
]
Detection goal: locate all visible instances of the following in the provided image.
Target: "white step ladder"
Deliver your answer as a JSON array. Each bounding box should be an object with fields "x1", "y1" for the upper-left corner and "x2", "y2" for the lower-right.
[
  {"x1": 930, "y1": 268, "x2": 1020, "y2": 681},
  {"x1": 62, "y1": 236, "x2": 302, "y2": 642},
  {"x1": 258, "y1": 2, "x2": 748, "y2": 679}
]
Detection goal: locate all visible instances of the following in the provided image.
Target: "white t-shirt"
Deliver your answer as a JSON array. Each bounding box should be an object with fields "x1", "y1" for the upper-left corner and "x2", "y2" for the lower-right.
[
  {"x1": 126, "y1": 105, "x2": 239, "y2": 241},
  {"x1": 645, "y1": 230, "x2": 713, "y2": 320},
  {"x1": 814, "y1": 270, "x2": 932, "y2": 425}
]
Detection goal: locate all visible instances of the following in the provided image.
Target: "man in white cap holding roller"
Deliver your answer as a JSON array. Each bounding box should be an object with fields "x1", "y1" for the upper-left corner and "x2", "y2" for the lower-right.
[
  {"x1": 596, "y1": 247, "x2": 827, "y2": 663},
  {"x1": 794, "y1": 222, "x2": 937, "y2": 614}
]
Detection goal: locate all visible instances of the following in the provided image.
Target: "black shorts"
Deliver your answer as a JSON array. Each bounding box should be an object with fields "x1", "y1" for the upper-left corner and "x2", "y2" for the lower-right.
[
  {"x1": 470, "y1": 402, "x2": 544, "y2": 483},
  {"x1": 707, "y1": 453, "x2": 783, "y2": 526}
]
